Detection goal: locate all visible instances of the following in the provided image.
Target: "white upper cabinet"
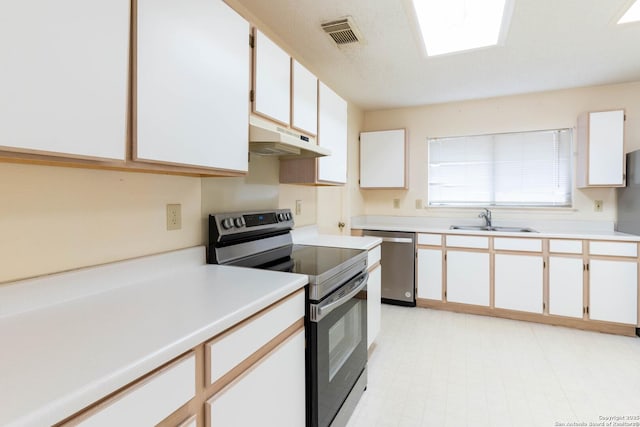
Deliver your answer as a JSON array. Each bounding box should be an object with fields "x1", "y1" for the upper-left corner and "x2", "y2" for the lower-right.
[
  {"x1": 135, "y1": 0, "x2": 249, "y2": 172},
  {"x1": 360, "y1": 129, "x2": 408, "y2": 189},
  {"x1": 253, "y1": 30, "x2": 291, "y2": 126},
  {"x1": 0, "y1": 0, "x2": 129, "y2": 160},
  {"x1": 317, "y1": 82, "x2": 348, "y2": 184},
  {"x1": 577, "y1": 109, "x2": 625, "y2": 187},
  {"x1": 291, "y1": 60, "x2": 318, "y2": 136}
]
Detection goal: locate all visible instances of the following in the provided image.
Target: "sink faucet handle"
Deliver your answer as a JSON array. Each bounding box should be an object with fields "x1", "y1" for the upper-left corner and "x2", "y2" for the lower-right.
[{"x1": 478, "y1": 208, "x2": 492, "y2": 227}]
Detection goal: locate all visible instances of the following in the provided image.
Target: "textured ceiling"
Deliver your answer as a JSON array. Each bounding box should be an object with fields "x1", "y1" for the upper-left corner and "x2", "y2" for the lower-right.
[{"x1": 232, "y1": 0, "x2": 640, "y2": 110}]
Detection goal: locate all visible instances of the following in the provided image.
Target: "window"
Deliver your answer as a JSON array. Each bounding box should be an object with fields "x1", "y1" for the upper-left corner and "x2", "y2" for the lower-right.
[{"x1": 428, "y1": 129, "x2": 572, "y2": 207}]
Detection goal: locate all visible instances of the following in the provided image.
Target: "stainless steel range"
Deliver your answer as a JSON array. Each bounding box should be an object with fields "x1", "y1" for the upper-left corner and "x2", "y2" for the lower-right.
[{"x1": 208, "y1": 209, "x2": 368, "y2": 427}]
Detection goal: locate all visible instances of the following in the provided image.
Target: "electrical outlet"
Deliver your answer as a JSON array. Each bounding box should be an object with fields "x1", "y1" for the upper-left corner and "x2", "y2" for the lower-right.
[
  {"x1": 166, "y1": 204, "x2": 182, "y2": 230},
  {"x1": 415, "y1": 199, "x2": 423, "y2": 209},
  {"x1": 594, "y1": 200, "x2": 603, "y2": 212},
  {"x1": 295, "y1": 200, "x2": 302, "y2": 215},
  {"x1": 393, "y1": 198, "x2": 400, "y2": 209}
]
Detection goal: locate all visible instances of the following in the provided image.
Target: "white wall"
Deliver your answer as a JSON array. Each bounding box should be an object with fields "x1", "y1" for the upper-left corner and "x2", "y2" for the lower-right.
[{"x1": 360, "y1": 81, "x2": 640, "y2": 223}]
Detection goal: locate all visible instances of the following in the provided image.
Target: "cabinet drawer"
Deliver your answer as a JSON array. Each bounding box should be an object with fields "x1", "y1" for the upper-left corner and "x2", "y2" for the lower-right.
[
  {"x1": 446, "y1": 235, "x2": 489, "y2": 249},
  {"x1": 549, "y1": 239, "x2": 583, "y2": 254},
  {"x1": 368, "y1": 245, "x2": 381, "y2": 267},
  {"x1": 589, "y1": 241, "x2": 638, "y2": 257},
  {"x1": 206, "y1": 291, "x2": 304, "y2": 385},
  {"x1": 418, "y1": 233, "x2": 442, "y2": 246},
  {"x1": 77, "y1": 353, "x2": 195, "y2": 426},
  {"x1": 494, "y1": 238, "x2": 542, "y2": 252}
]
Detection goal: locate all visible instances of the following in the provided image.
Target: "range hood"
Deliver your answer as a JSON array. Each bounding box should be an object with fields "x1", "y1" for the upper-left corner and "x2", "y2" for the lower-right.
[{"x1": 249, "y1": 115, "x2": 331, "y2": 158}]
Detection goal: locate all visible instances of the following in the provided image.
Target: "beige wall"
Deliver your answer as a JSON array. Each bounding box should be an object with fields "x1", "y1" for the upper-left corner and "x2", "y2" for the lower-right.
[
  {"x1": 361, "y1": 81, "x2": 640, "y2": 222},
  {"x1": 0, "y1": 163, "x2": 201, "y2": 283}
]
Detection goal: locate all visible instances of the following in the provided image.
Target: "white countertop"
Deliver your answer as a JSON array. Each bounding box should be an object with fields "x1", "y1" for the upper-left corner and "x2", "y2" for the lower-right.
[
  {"x1": 0, "y1": 247, "x2": 307, "y2": 427},
  {"x1": 293, "y1": 227, "x2": 381, "y2": 251},
  {"x1": 351, "y1": 216, "x2": 640, "y2": 242}
]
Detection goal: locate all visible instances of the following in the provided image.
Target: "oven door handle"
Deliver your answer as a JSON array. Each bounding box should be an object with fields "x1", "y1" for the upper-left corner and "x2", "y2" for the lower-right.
[{"x1": 309, "y1": 271, "x2": 368, "y2": 322}]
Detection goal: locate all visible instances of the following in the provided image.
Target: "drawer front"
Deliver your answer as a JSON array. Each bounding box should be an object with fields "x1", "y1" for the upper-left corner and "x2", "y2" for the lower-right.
[
  {"x1": 494, "y1": 238, "x2": 542, "y2": 252},
  {"x1": 446, "y1": 235, "x2": 489, "y2": 249},
  {"x1": 418, "y1": 233, "x2": 442, "y2": 246},
  {"x1": 368, "y1": 245, "x2": 381, "y2": 266},
  {"x1": 207, "y1": 291, "x2": 304, "y2": 385},
  {"x1": 549, "y1": 239, "x2": 583, "y2": 254},
  {"x1": 590, "y1": 241, "x2": 638, "y2": 257},
  {"x1": 78, "y1": 353, "x2": 195, "y2": 426}
]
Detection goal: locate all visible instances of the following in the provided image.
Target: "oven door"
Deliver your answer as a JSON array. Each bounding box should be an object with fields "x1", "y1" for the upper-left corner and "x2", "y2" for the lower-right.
[{"x1": 308, "y1": 271, "x2": 368, "y2": 427}]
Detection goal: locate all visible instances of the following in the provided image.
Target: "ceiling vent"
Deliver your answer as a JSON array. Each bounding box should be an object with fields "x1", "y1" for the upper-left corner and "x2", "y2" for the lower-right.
[{"x1": 321, "y1": 16, "x2": 363, "y2": 45}]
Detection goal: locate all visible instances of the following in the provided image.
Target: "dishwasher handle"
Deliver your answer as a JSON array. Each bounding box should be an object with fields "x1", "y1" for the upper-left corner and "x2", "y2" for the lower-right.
[{"x1": 380, "y1": 237, "x2": 413, "y2": 244}]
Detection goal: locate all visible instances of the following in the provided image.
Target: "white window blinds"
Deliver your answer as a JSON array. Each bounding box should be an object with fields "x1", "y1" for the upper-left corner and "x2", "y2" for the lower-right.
[{"x1": 428, "y1": 129, "x2": 572, "y2": 207}]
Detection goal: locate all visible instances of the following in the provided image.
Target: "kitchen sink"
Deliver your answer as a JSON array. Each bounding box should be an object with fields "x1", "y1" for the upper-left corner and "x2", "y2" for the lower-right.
[{"x1": 449, "y1": 225, "x2": 537, "y2": 233}]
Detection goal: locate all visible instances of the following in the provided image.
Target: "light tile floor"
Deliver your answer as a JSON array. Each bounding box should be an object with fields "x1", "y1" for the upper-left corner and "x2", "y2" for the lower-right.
[{"x1": 346, "y1": 305, "x2": 640, "y2": 427}]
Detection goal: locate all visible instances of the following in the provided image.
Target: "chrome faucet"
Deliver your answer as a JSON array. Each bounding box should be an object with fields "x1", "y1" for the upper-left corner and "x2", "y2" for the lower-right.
[{"x1": 478, "y1": 208, "x2": 492, "y2": 227}]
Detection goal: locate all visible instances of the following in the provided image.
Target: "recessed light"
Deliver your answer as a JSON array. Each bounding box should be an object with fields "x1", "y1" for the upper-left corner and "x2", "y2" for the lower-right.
[
  {"x1": 411, "y1": 0, "x2": 512, "y2": 56},
  {"x1": 618, "y1": 0, "x2": 640, "y2": 24}
]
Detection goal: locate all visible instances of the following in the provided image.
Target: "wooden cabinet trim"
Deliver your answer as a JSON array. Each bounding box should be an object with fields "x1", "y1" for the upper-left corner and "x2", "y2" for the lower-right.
[{"x1": 416, "y1": 298, "x2": 636, "y2": 336}]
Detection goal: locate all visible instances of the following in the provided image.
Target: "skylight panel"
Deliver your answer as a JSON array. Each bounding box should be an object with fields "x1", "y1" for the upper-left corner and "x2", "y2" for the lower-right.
[
  {"x1": 411, "y1": 0, "x2": 511, "y2": 56},
  {"x1": 618, "y1": 0, "x2": 640, "y2": 24}
]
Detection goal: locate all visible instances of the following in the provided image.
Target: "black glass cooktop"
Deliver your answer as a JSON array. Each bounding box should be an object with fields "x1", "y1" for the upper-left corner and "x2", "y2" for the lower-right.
[
  {"x1": 257, "y1": 244, "x2": 365, "y2": 276},
  {"x1": 288, "y1": 245, "x2": 365, "y2": 276}
]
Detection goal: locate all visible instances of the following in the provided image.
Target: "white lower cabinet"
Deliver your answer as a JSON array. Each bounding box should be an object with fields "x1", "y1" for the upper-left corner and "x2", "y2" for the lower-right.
[
  {"x1": 206, "y1": 330, "x2": 305, "y2": 427},
  {"x1": 417, "y1": 248, "x2": 443, "y2": 300},
  {"x1": 589, "y1": 259, "x2": 638, "y2": 324},
  {"x1": 494, "y1": 254, "x2": 543, "y2": 314},
  {"x1": 446, "y1": 250, "x2": 489, "y2": 306},
  {"x1": 548, "y1": 256, "x2": 584, "y2": 318},
  {"x1": 76, "y1": 353, "x2": 195, "y2": 426},
  {"x1": 367, "y1": 264, "x2": 381, "y2": 348}
]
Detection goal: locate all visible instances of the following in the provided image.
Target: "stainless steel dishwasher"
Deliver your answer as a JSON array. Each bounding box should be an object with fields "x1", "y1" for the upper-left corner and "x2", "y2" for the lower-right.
[{"x1": 363, "y1": 230, "x2": 416, "y2": 306}]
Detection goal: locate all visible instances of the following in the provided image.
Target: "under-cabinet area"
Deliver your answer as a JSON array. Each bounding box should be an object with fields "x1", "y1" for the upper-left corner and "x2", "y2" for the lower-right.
[{"x1": 414, "y1": 232, "x2": 639, "y2": 336}]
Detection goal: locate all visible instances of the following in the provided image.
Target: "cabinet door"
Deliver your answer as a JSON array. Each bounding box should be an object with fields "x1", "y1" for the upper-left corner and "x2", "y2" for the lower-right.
[
  {"x1": 0, "y1": 0, "x2": 129, "y2": 160},
  {"x1": 253, "y1": 30, "x2": 290, "y2": 125},
  {"x1": 446, "y1": 251, "x2": 489, "y2": 306},
  {"x1": 588, "y1": 110, "x2": 624, "y2": 186},
  {"x1": 589, "y1": 259, "x2": 638, "y2": 324},
  {"x1": 495, "y1": 254, "x2": 543, "y2": 313},
  {"x1": 549, "y1": 256, "x2": 584, "y2": 318},
  {"x1": 291, "y1": 60, "x2": 318, "y2": 135},
  {"x1": 206, "y1": 330, "x2": 305, "y2": 427},
  {"x1": 360, "y1": 129, "x2": 407, "y2": 189},
  {"x1": 136, "y1": 0, "x2": 249, "y2": 171},
  {"x1": 317, "y1": 82, "x2": 347, "y2": 184},
  {"x1": 367, "y1": 265, "x2": 381, "y2": 348},
  {"x1": 417, "y1": 248, "x2": 443, "y2": 300}
]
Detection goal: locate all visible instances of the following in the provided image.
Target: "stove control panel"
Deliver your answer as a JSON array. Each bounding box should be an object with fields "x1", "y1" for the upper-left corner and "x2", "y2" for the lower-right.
[{"x1": 209, "y1": 209, "x2": 294, "y2": 241}]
